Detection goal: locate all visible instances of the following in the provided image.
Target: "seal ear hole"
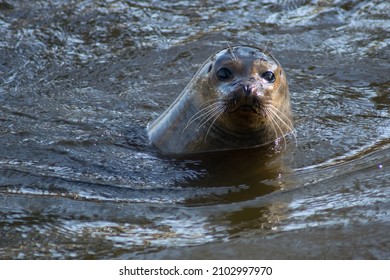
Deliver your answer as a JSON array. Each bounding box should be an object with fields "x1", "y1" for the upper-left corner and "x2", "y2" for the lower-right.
[
  {"x1": 261, "y1": 71, "x2": 276, "y2": 83},
  {"x1": 216, "y1": 67, "x2": 233, "y2": 81},
  {"x1": 207, "y1": 64, "x2": 212, "y2": 73}
]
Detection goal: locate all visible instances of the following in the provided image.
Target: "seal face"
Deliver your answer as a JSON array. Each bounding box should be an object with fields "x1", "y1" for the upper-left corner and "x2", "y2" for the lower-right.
[{"x1": 147, "y1": 45, "x2": 292, "y2": 155}]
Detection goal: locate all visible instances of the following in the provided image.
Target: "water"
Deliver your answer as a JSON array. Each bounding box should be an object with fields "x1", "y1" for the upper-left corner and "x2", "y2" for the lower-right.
[{"x1": 0, "y1": 0, "x2": 389, "y2": 259}]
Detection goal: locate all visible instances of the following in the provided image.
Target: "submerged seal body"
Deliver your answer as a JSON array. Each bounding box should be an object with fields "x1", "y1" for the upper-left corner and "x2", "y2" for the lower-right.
[{"x1": 147, "y1": 45, "x2": 293, "y2": 155}]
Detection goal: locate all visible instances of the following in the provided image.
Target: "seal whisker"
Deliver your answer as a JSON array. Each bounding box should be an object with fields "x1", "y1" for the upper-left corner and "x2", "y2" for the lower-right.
[
  {"x1": 268, "y1": 104, "x2": 297, "y2": 146},
  {"x1": 198, "y1": 98, "x2": 220, "y2": 107},
  {"x1": 262, "y1": 41, "x2": 270, "y2": 55},
  {"x1": 226, "y1": 43, "x2": 238, "y2": 62},
  {"x1": 265, "y1": 107, "x2": 287, "y2": 150},
  {"x1": 264, "y1": 108, "x2": 280, "y2": 141},
  {"x1": 267, "y1": 106, "x2": 297, "y2": 148},
  {"x1": 268, "y1": 104, "x2": 294, "y2": 129},
  {"x1": 204, "y1": 109, "x2": 225, "y2": 143},
  {"x1": 196, "y1": 104, "x2": 224, "y2": 131},
  {"x1": 267, "y1": 105, "x2": 293, "y2": 133},
  {"x1": 183, "y1": 101, "x2": 223, "y2": 132}
]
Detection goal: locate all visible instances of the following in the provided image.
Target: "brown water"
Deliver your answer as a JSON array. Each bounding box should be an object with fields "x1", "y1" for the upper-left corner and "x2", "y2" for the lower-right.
[{"x1": 0, "y1": 0, "x2": 389, "y2": 259}]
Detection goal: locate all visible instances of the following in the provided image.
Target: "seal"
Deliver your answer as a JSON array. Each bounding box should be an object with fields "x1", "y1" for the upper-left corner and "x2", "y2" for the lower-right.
[{"x1": 147, "y1": 45, "x2": 293, "y2": 155}]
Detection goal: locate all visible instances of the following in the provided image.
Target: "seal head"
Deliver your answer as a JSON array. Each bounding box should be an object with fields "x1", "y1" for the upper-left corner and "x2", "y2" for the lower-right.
[{"x1": 148, "y1": 45, "x2": 292, "y2": 155}]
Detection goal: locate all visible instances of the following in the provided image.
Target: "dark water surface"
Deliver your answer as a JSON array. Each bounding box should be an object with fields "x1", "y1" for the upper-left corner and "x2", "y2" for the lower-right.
[{"x1": 0, "y1": 0, "x2": 389, "y2": 259}]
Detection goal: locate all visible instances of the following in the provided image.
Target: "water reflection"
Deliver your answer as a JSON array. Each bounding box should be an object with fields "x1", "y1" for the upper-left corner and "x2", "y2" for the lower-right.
[{"x1": 171, "y1": 142, "x2": 292, "y2": 205}]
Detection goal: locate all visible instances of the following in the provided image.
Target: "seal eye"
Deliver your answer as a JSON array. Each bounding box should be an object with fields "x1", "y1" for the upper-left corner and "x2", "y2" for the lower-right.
[
  {"x1": 216, "y1": 68, "x2": 233, "y2": 81},
  {"x1": 261, "y1": 71, "x2": 276, "y2": 83}
]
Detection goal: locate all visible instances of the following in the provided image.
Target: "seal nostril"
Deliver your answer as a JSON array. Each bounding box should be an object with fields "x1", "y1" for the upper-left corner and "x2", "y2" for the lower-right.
[{"x1": 242, "y1": 84, "x2": 252, "y2": 96}]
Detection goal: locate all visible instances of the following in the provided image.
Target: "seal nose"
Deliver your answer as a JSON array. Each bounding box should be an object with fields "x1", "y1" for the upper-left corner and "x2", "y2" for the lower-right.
[
  {"x1": 241, "y1": 84, "x2": 254, "y2": 96},
  {"x1": 239, "y1": 77, "x2": 257, "y2": 96}
]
